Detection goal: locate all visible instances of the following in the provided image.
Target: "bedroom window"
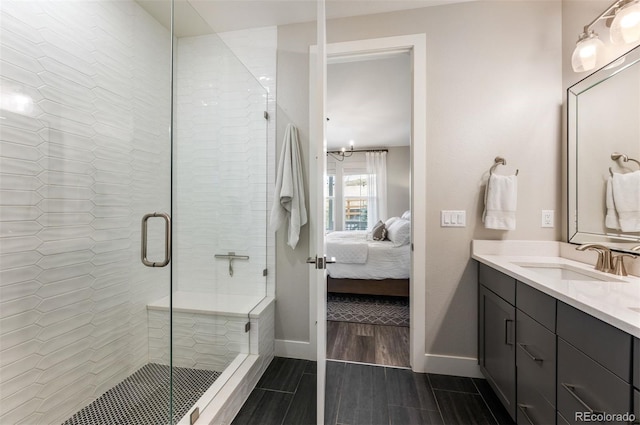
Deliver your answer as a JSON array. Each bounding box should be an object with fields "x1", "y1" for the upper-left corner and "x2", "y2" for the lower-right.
[
  {"x1": 343, "y1": 173, "x2": 368, "y2": 230},
  {"x1": 325, "y1": 175, "x2": 335, "y2": 231}
]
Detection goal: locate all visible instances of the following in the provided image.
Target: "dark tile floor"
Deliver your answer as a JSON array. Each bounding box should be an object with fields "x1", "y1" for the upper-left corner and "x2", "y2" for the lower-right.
[
  {"x1": 232, "y1": 357, "x2": 515, "y2": 425},
  {"x1": 231, "y1": 357, "x2": 317, "y2": 425}
]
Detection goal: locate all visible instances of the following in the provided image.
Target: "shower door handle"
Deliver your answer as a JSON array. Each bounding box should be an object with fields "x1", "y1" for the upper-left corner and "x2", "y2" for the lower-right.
[{"x1": 141, "y1": 212, "x2": 171, "y2": 267}]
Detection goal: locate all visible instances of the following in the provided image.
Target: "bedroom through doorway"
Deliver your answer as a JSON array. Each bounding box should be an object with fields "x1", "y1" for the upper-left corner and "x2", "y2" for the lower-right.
[{"x1": 324, "y1": 51, "x2": 412, "y2": 368}]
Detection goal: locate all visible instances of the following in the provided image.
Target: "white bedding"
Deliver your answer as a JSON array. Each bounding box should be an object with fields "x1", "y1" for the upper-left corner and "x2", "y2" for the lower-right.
[
  {"x1": 325, "y1": 231, "x2": 369, "y2": 264},
  {"x1": 325, "y1": 231, "x2": 410, "y2": 279}
]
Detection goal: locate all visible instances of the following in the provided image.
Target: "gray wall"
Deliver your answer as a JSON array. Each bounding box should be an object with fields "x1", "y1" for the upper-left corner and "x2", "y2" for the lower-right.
[
  {"x1": 386, "y1": 146, "x2": 411, "y2": 219},
  {"x1": 275, "y1": 1, "x2": 562, "y2": 360}
]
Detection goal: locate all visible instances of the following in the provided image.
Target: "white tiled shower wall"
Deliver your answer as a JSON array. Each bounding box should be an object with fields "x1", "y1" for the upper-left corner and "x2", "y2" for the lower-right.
[
  {"x1": 0, "y1": 2, "x2": 276, "y2": 424},
  {"x1": 173, "y1": 28, "x2": 276, "y2": 297},
  {"x1": 0, "y1": 1, "x2": 172, "y2": 423},
  {"x1": 147, "y1": 309, "x2": 248, "y2": 372}
]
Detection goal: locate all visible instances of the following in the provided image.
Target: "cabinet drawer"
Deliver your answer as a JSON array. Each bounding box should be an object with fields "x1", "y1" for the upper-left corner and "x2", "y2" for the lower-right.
[
  {"x1": 517, "y1": 310, "x2": 556, "y2": 406},
  {"x1": 557, "y1": 302, "x2": 632, "y2": 382},
  {"x1": 557, "y1": 339, "x2": 632, "y2": 425},
  {"x1": 479, "y1": 263, "x2": 515, "y2": 305},
  {"x1": 634, "y1": 390, "x2": 639, "y2": 425},
  {"x1": 516, "y1": 281, "x2": 556, "y2": 331},
  {"x1": 517, "y1": 391, "x2": 555, "y2": 425}
]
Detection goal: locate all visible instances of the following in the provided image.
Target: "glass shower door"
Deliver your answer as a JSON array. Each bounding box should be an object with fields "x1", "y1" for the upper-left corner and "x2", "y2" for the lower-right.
[{"x1": 0, "y1": 0, "x2": 174, "y2": 423}]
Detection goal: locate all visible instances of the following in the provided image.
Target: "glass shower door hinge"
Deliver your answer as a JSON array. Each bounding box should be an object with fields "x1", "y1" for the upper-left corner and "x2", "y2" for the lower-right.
[
  {"x1": 245, "y1": 322, "x2": 251, "y2": 332},
  {"x1": 190, "y1": 407, "x2": 199, "y2": 425},
  {"x1": 263, "y1": 268, "x2": 268, "y2": 277},
  {"x1": 264, "y1": 111, "x2": 269, "y2": 120}
]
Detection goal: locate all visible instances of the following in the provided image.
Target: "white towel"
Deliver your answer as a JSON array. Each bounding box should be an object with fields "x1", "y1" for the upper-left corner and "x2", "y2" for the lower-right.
[
  {"x1": 611, "y1": 171, "x2": 640, "y2": 232},
  {"x1": 483, "y1": 174, "x2": 517, "y2": 230},
  {"x1": 605, "y1": 177, "x2": 621, "y2": 230},
  {"x1": 270, "y1": 124, "x2": 307, "y2": 249}
]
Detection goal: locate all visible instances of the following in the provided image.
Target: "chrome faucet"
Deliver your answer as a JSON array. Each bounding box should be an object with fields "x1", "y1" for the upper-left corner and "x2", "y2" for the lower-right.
[{"x1": 576, "y1": 243, "x2": 613, "y2": 273}]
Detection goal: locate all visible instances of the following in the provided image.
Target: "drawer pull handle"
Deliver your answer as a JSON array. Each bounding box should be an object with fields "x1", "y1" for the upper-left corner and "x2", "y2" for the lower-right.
[
  {"x1": 518, "y1": 404, "x2": 536, "y2": 425},
  {"x1": 504, "y1": 319, "x2": 514, "y2": 345},
  {"x1": 517, "y1": 343, "x2": 543, "y2": 362},
  {"x1": 561, "y1": 383, "x2": 603, "y2": 415}
]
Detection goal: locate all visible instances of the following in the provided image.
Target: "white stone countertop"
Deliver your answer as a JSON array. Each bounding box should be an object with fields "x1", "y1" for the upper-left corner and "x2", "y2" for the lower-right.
[{"x1": 472, "y1": 240, "x2": 640, "y2": 339}]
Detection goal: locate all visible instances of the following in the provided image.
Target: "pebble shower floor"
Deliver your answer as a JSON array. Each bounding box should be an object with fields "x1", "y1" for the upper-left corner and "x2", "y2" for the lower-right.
[{"x1": 62, "y1": 364, "x2": 220, "y2": 425}]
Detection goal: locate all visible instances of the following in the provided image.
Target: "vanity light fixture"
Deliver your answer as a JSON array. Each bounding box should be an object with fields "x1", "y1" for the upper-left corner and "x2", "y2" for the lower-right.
[
  {"x1": 572, "y1": 0, "x2": 640, "y2": 72},
  {"x1": 327, "y1": 139, "x2": 355, "y2": 161}
]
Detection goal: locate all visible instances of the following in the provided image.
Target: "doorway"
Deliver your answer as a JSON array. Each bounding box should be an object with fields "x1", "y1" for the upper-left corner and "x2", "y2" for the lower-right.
[
  {"x1": 324, "y1": 52, "x2": 412, "y2": 367},
  {"x1": 310, "y1": 34, "x2": 427, "y2": 374}
]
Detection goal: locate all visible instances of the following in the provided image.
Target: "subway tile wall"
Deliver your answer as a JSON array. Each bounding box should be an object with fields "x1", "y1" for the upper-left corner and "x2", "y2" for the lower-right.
[
  {"x1": 0, "y1": 1, "x2": 173, "y2": 423},
  {"x1": 147, "y1": 309, "x2": 249, "y2": 372},
  {"x1": 0, "y1": 4, "x2": 278, "y2": 425},
  {"x1": 173, "y1": 29, "x2": 276, "y2": 298}
]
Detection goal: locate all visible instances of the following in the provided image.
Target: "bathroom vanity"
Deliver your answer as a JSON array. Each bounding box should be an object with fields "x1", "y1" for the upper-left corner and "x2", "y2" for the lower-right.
[{"x1": 472, "y1": 240, "x2": 640, "y2": 425}]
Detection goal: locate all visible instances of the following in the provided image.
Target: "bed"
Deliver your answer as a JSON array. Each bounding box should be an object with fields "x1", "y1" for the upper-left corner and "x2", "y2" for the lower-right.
[{"x1": 325, "y1": 223, "x2": 411, "y2": 297}]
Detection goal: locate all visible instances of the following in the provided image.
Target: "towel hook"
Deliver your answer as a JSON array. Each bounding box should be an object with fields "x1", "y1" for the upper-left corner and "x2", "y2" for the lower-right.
[
  {"x1": 609, "y1": 152, "x2": 640, "y2": 176},
  {"x1": 489, "y1": 156, "x2": 518, "y2": 176}
]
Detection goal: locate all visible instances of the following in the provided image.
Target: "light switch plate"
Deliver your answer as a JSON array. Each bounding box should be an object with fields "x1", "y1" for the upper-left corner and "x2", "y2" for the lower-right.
[{"x1": 441, "y1": 210, "x2": 466, "y2": 227}]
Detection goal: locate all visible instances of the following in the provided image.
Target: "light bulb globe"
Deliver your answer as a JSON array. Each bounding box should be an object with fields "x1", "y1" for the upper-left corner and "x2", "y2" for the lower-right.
[
  {"x1": 571, "y1": 33, "x2": 605, "y2": 72},
  {"x1": 611, "y1": 1, "x2": 640, "y2": 44}
]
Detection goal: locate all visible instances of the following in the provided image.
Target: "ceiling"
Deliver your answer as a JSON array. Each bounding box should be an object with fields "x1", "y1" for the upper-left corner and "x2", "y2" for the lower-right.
[
  {"x1": 138, "y1": 0, "x2": 475, "y2": 36},
  {"x1": 327, "y1": 54, "x2": 411, "y2": 150},
  {"x1": 137, "y1": 0, "x2": 470, "y2": 150}
]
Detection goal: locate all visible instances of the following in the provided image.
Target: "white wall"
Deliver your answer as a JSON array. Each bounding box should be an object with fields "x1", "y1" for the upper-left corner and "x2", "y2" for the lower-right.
[
  {"x1": 275, "y1": 1, "x2": 562, "y2": 364},
  {"x1": 0, "y1": 1, "x2": 172, "y2": 423}
]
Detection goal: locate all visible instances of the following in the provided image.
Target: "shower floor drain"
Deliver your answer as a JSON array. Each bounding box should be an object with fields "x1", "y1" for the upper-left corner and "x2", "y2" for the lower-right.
[{"x1": 62, "y1": 363, "x2": 221, "y2": 425}]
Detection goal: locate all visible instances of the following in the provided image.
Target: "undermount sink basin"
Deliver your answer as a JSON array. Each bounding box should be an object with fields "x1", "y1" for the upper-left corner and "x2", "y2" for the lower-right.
[{"x1": 514, "y1": 263, "x2": 625, "y2": 283}]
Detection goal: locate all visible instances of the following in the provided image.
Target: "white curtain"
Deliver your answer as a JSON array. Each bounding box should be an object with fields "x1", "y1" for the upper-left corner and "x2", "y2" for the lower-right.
[{"x1": 366, "y1": 151, "x2": 387, "y2": 229}]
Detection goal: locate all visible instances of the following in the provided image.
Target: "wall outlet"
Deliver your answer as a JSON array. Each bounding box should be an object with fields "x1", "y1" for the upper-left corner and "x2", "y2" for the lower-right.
[
  {"x1": 441, "y1": 210, "x2": 466, "y2": 227},
  {"x1": 542, "y1": 210, "x2": 554, "y2": 228}
]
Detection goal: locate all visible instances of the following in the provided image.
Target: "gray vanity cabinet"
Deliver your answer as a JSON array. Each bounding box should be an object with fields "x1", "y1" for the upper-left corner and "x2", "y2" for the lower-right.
[
  {"x1": 515, "y1": 281, "x2": 556, "y2": 425},
  {"x1": 478, "y1": 264, "x2": 517, "y2": 420},
  {"x1": 557, "y1": 339, "x2": 631, "y2": 425},
  {"x1": 556, "y1": 302, "x2": 633, "y2": 425},
  {"x1": 633, "y1": 338, "x2": 639, "y2": 424},
  {"x1": 478, "y1": 262, "x2": 638, "y2": 425}
]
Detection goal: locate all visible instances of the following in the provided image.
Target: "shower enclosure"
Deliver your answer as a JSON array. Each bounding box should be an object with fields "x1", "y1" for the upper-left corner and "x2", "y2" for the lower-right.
[{"x1": 0, "y1": 0, "x2": 274, "y2": 423}]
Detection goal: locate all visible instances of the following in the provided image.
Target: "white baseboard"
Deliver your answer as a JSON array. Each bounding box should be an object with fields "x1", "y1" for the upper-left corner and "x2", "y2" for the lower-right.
[
  {"x1": 275, "y1": 339, "x2": 315, "y2": 360},
  {"x1": 419, "y1": 353, "x2": 483, "y2": 378}
]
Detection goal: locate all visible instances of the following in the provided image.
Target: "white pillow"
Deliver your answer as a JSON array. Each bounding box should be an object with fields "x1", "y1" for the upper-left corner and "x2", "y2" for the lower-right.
[
  {"x1": 386, "y1": 218, "x2": 411, "y2": 247},
  {"x1": 385, "y1": 216, "x2": 400, "y2": 228},
  {"x1": 401, "y1": 210, "x2": 411, "y2": 220}
]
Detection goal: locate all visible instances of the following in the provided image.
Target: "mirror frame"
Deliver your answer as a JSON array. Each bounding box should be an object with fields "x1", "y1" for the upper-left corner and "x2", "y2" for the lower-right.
[{"x1": 567, "y1": 44, "x2": 640, "y2": 249}]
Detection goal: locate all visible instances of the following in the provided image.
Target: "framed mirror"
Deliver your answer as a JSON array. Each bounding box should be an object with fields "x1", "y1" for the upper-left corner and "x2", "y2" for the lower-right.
[{"x1": 568, "y1": 44, "x2": 640, "y2": 249}]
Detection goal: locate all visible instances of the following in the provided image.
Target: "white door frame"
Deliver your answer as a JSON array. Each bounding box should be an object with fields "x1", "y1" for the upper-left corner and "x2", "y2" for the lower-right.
[{"x1": 310, "y1": 33, "x2": 427, "y2": 373}]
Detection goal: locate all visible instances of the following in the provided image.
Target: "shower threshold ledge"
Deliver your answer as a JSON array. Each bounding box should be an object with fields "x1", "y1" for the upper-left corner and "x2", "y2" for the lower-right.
[{"x1": 147, "y1": 292, "x2": 266, "y2": 317}]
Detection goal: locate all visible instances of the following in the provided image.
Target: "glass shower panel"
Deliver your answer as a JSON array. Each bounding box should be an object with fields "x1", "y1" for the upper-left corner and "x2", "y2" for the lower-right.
[
  {"x1": 0, "y1": 0, "x2": 173, "y2": 424},
  {"x1": 173, "y1": 1, "x2": 268, "y2": 376},
  {"x1": 169, "y1": 4, "x2": 270, "y2": 412}
]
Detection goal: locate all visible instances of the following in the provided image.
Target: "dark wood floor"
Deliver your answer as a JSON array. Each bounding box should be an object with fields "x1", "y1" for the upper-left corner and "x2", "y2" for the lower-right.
[
  {"x1": 326, "y1": 320, "x2": 410, "y2": 367},
  {"x1": 232, "y1": 357, "x2": 516, "y2": 425}
]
